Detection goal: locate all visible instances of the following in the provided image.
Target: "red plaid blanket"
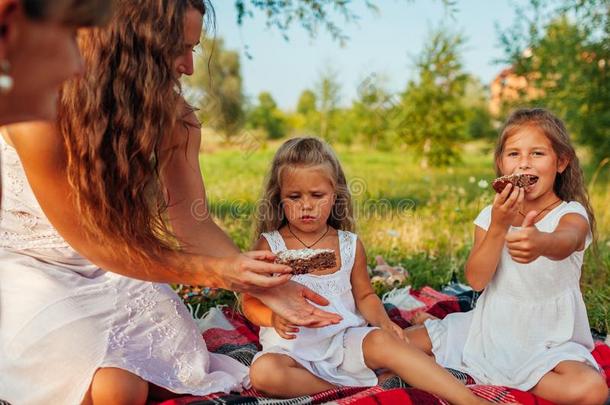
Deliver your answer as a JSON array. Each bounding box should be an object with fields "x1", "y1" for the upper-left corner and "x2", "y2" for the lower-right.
[{"x1": 149, "y1": 288, "x2": 610, "y2": 405}]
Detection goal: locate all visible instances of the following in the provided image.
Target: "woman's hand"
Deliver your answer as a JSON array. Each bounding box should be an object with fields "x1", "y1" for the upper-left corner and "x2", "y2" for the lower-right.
[
  {"x1": 491, "y1": 183, "x2": 524, "y2": 230},
  {"x1": 252, "y1": 281, "x2": 343, "y2": 327},
  {"x1": 379, "y1": 318, "x2": 409, "y2": 343},
  {"x1": 214, "y1": 251, "x2": 293, "y2": 292},
  {"x1": 505, "y1": 211, "x2": 548, "y2": 263},
  {"x1": 271, "y1": 313, "x2": 300, "y2": 340}
]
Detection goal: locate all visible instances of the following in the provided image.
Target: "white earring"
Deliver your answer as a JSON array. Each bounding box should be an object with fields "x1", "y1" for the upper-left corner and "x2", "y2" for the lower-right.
[{"x1": 0, "y1": 59, "x2": 14, "y2": 94}]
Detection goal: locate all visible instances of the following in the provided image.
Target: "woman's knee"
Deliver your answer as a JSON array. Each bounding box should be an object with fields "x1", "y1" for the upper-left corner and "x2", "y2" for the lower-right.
[
  {"x1": 89, "y1": 367, "x2": 149, "y2": 405},
  {"x1": 563, "y1": 370, "x2": 608, "y2": 405}
]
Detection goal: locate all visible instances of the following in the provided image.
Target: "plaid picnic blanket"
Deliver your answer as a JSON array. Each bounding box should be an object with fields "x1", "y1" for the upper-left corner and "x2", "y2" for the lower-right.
[{"x1": 149, "y1": 286, "x2": 610, "y2": 405}]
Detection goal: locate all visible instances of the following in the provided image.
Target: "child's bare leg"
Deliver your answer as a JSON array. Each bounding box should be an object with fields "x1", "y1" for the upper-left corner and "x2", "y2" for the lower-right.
[
  {"x1": 81, "y1": 367, "x2": 149, "y2": 405},
  {"x1": 530, "y1": 360, "x2": 608, "y2": 405},
  {"x1": 250, "y1": 353, "x2": 335, "y2": 398},
  {"x1": 404, "y1": 324, "x2": 434, "y2": 355},
  {"x1": 362, "y1": 329, "x2": 495, "y2": 405}
]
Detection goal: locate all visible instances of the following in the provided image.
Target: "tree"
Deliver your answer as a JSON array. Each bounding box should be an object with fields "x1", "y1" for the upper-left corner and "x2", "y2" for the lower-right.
[
  {"x1": 247, "y1": 92, "x2": 287, "y2": 139},
  {"x1": 233, "y1": 1, "x2": 457, "y2": 45},
  {"x1": 462, "y1": 77, "x2": 496, "y2": 140},
  {"x1": 498, "y1": 0, "x2": 610, "y2": 162},
  {"x1": 297, "y1": 89, "x2": 317, "y2": 115},
  {"x1": 395, "y1": 28, "x2": 469, "y2": 167},
  {"x1": 351, "y1": 73, "x2": 395, "y2": 149},
  {"x1": 292, "y1": 89, "x2": 319, "y2": 136},
  {"x1": 184, "y1": 38, "x2": 245, "y2": 140},
  {"x1": 315, "y1": 67, "x2": 342, "y2": 141}
]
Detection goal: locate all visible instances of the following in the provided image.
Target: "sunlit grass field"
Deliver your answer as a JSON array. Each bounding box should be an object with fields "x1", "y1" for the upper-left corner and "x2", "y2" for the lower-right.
[{"x1": 199, "y1": 140, "x2": 610, "y2": 334}]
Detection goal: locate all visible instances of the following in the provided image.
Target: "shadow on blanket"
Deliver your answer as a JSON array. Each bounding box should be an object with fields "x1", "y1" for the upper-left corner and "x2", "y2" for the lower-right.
[{"x1": 148, "y1": 287, "x2": 610, "y2": 405}]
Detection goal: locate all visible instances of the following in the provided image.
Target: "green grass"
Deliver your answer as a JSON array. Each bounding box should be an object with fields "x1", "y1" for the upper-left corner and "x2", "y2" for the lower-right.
[{"x1": 199, "y1": 142, "x2": 610, "y2": 334}]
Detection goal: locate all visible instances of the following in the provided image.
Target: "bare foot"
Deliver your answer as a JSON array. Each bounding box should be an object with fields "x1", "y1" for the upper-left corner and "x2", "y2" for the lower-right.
[{"x1": 411, "y1": 311, "x2": 437, "y2": 325}]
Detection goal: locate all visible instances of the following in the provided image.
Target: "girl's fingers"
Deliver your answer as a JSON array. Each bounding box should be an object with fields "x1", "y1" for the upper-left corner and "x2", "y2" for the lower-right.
[
  {"x1": 508, "y1": 249, "x2": 529, "y2": 259},
  {"x1": 505, "y1": 186, "x2": 521, "y2": 208},
  {"x1": 516, "y1": 186, "x2": 525, "y2": 207},
  {"x1": 498, "y1": 183, "x2": 513, "y2": 203},
  {"x1": 277, "y1": 329, "x2": 296, "y2": 340}
]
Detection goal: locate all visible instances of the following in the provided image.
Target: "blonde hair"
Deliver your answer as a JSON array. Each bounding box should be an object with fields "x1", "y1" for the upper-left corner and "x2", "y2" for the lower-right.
[
  {"x1": 494, "y1": 108, "x2": 597, "y2": 242},
  {"x1": 254, "y1": 137, "x2": 355, "y2": 239}
]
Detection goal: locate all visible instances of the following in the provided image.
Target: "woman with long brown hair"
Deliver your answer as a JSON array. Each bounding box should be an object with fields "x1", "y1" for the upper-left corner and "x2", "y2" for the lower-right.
[{"x1": 0, "y1": 0, "x2": 340, "y2": 404}]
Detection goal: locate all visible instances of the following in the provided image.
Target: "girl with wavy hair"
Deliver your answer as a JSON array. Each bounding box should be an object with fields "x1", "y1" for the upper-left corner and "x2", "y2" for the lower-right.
[
  {"x1": 0, "y1": 1, "x2": 340, "y2": 404},
  {"x1": 240, "y1": 137, "x2": 502, "y2": 404},
  {"x1": 407, "y1": 108, "x2": 607, "y2": 405}
]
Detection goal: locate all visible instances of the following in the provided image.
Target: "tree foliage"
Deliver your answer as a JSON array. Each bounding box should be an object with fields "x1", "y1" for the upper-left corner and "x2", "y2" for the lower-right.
[
  {"x1": 351, "y1": 74, "x2": 396, "y2": 149},
  {"x1": 247, "y1": 92, "x2": 287, "y2": 139},
  {"x1": 232, "y1": 1, "x2": 458, "y2": 44},
  {"x1": 185, "y1": 38, "x2": 245, "y2": 140},
  {"x1": 395, "y1": 28, "x2": 469, "y2": 167},
  {"x1": 315, "y1": 67, "x2": 342, "y2": 141},
  {"x1": 499, "y1": 0, "x2": 610, "y2": 162}
]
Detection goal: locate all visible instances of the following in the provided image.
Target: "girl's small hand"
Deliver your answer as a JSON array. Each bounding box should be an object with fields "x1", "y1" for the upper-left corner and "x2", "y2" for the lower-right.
[
  {"x1": 505, "y1": 211, "x2": 548, "y2": 263},
  {"x1": 491, "y1": 183, "x2": 524, "y2": 230},
  {"x1": 380, "y1": 319, "x2": 409, "y2": 343},
  {"x1": 271, "y1": 312, "x2": 299, "y2": 340}
]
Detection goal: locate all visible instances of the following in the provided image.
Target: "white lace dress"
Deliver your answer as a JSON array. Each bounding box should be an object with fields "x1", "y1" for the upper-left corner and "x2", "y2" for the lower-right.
[
  {"x1": 424, "y1": 202, "x2": 600, "y2": 391},
  {"x1": 0, "y1": 138, "x2": 249, "y2": 405},
  {"x1": 252, "y1": 230, "x2": 379, "y2": 387}
]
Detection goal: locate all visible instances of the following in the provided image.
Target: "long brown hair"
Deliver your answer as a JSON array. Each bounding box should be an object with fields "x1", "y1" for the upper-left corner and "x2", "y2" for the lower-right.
[
  {"x1": 58, "y1": 0, "x2": 211, "y2": 263},
  {"x1": 255, "y1": 137, "x2": 355, "y2": 239},
  {"x1": 494, "y1": 108, "x2": 597, "y2": 242}
]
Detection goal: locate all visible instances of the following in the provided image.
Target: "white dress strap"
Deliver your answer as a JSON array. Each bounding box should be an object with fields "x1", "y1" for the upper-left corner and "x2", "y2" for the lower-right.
[
  {"x1": 261, "y1": 231, "x2": 287, "y2": 254},
  {"x1": 338, "y1": 230, "x2": 358, "y2": 275}
]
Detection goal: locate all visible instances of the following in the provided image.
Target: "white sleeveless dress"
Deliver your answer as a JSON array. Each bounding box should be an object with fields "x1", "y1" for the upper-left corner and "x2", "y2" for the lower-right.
[
  {"x1": 0, "y1": 137, "x2": 249, "y2": 405},
  {"x1": 424, "y1": 202, "x2": 600, "y2": 391},
  {"x1": 253, "y1": 230, "x2": 379, "y2": 387}
]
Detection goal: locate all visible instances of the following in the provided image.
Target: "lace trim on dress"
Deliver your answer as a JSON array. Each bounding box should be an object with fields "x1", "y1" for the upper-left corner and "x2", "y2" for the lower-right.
[
  {"x1": 107, "y1": 282, "x2": 218, "y2": 391},
  {"x1": 0, "y1": 139, "x2": 70, "y2": 250}
]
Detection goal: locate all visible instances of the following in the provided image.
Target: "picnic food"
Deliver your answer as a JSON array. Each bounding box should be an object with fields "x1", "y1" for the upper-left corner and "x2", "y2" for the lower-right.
[
  {"x1": 275, "y1": 248, "x2": 336, "y2": 275},
  {"x1": 492, "y1": 173, "x2": 539, "y2": 193}
]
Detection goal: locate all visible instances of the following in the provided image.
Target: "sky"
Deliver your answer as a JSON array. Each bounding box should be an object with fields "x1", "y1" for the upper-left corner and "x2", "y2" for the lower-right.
[{"x1": 208, "y1": 0, "x2": 529, "y2": 110}]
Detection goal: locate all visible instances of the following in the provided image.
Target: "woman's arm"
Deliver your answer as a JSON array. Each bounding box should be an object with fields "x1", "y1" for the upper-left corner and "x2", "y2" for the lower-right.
[
  {"x1": 242, "y1": 237, "x2": 274, "y2": 326},
  {"x1": 5, "y1": 121, "x2": 291, "y2": 290},
  {"x1": 159, "y1": 110, "x2": 237, "y2": 257},
  {"x1": 242, "y1": 237, "x2": 343, "y2": 328},
  {"x1": 6, "y1": 121, "x2": 341, "y2": 326}
]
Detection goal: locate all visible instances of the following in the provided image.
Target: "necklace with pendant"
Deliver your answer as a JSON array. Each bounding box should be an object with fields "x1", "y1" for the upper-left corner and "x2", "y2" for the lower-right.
[
  {"x1": 287, "y1": 223, "x2": 330, "y2": 248},
  {"x1": 518, "y1": 199, "x2": 562, "y2": 222}
]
